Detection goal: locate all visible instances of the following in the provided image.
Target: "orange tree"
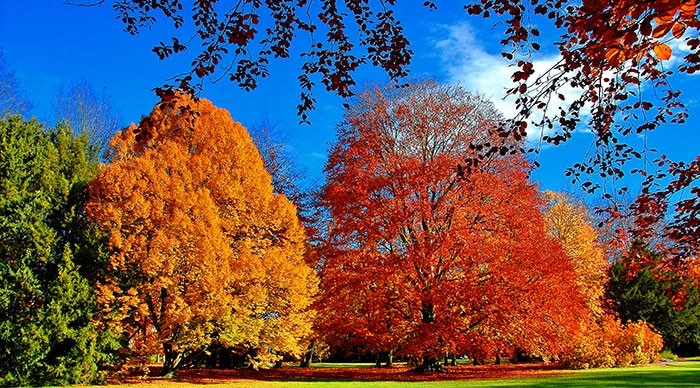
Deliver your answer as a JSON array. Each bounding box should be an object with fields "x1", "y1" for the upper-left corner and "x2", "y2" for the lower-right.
[
  {"x1": 318, "y1": 81, "x2": 587, "y2": 371},
  {"x1": 87, "y1": 94, "x2": 317, "y2": 375}
]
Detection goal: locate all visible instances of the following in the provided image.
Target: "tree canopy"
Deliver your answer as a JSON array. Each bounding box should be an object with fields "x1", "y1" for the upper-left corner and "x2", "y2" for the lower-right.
[
  {"x1": 543, "y1": 191, "x2": 608, "y2": 316},
  {"x1": 70, "y1": 0, "x2": 700, "y2": 280},
  {"x1": 318, "y1": 81, "x2": 588, "y2": 370},
  {"x1": 87, "y1": 93, "x2": 318, "y2": 374}
]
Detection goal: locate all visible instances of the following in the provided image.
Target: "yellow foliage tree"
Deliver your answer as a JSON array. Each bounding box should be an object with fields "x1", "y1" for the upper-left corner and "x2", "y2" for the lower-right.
[
  {"x1": 543, "y1": 192, "x2": 664, "y2": 368},
  {"x1": 87, "y1": 94, "x2": 317, "y2": 374},
  {"x1": 543, "y1": 191, "x2": 608, "y2": 316}
]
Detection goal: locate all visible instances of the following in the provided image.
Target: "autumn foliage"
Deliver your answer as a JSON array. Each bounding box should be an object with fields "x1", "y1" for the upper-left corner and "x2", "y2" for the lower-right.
[
  {"x1": 464, "y1": 0, "x2": 700, "y2": 281},
  {"x1": 543, "y1": 191, "x2": 608, "y2": 316},
  {"x1": 87, "y1": 94, "x2": 317, "y2": 374},
  {"x1": 541, "y1": 192, "x2": 664, "y2": 368},
  {"x1": 102, "y1": 0, "x2": 700, "y2": 286},
  {"x1": 562, "y1": 315, "x2": 663, "y2": 369},
  {"x1": 318, "y1": 82, "x2": 588, "y2": 370}
]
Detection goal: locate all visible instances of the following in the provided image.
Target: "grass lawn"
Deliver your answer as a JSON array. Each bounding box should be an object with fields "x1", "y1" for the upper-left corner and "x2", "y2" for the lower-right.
[{"x1": 104, "y1": 360, "x2": 700, "y2": 387}]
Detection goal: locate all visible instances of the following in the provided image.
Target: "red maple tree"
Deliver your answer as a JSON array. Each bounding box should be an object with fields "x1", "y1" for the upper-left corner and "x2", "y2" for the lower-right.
[{"x1": 318, "y1": 81, "x2": 587, "y2": 371}]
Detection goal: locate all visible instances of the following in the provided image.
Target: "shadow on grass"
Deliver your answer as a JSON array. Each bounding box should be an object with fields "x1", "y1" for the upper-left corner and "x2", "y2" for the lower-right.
[
  {"x1": 140, "y1": 361, "x2": 700, "y2": 387},
  {"x1": 508, "y1": 363, "x2": 700, "y2": 388},
  {"x1": 159, "y1": 363, "x2": 567, "y2": 385}
]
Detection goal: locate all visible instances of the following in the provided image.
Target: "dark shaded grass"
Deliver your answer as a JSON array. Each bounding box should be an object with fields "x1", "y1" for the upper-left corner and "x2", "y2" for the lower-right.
[{"x1": 108, "y1": 360, "x2": 700, "y2": 387}]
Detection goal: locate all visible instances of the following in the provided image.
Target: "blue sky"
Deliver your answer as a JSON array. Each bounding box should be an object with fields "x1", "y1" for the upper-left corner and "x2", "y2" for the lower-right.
[{"x1": 1, "y1": 1, "x2": 697, "y2": 195}]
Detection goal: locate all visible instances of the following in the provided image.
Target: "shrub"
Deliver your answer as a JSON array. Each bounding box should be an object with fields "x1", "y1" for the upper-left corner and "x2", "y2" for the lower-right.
[{"x1": 563, "y1": 316, "x2": 663, "y2": 369}]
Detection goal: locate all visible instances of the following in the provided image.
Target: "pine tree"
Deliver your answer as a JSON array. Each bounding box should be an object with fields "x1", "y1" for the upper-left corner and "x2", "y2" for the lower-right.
[{"x1": 0, "y1": 116, "x2": 119, "y2": 386}]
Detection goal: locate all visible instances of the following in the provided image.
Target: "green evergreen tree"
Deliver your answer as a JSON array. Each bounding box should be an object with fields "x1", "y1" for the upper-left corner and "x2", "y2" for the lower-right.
[
  {"x1": 608, "y1": 242, "x2": 700, "y2": 355},
  {"x1": 0, "y1": 116, "x2": 119, "y2": 386}
]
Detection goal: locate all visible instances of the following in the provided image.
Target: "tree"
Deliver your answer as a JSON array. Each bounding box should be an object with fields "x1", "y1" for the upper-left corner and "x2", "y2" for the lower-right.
[
  {"x1": 249, "y1": 121, "x2": 309, "y2": 219},
  {"x1": 0, "y1": 50, "x2": 31, "y2": 118},
  {"x1": 540, "y1": 192, "x2": 667, "y2": 368},
  {"x1": 542, "y1": 191, "x2": 608, "y2": 316},
  {"x1": 76, "y1": 0, "x2": 698, "y2": 280},
  {"x1": 53, "y1": 79, "x2": 120, "y2": 157},
  {"x1": 318, "y1": 81, "x2": 587, "y2": 371},
  {"x1": 87, "y1": 93, "x2": 317, "y2": 375},
  {"x1": 0, "y1": 116, "x2": 120, "y2": 386},
  {"x1": 608, "y1": 242, "x2": 700, "y2": 355}
]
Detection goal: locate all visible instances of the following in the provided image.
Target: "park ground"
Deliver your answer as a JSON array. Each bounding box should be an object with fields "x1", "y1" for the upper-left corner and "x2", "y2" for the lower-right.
[{"x1": 103, "y1": 358, "x2": 700, "y2": 387}]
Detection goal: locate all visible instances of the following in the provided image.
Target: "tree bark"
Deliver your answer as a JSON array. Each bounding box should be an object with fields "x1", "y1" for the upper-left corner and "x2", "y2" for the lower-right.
[
  {"x1": 386, "y1": 350, "x2": 393, "y2": 367},
  {"x1": 161, "y1": 342, "x2": 179, "y2": 376},
  {"x1": 299, "y1": 340, "x2": 315, "y2": 368},
  {"x1": 415, "y1": 356, "x2": 443, "y2": 372}
]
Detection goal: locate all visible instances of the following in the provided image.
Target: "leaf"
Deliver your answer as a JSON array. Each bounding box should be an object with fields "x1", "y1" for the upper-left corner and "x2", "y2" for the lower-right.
[
  {"x1": 605, "y1": 48, "x2": 625, "y2": 66},
  {"x1": 672, "y1": 22, "x2": 687, "y2": 39},
  {"x1": 653, "y1": 43, "x2": 673, "y2": 60},
  {"x1": 680, "y1": 0, "x2": 697, "y2": 20},
  {"x1": 652, "y1": 22, "x2": 675, "y2": 38}
]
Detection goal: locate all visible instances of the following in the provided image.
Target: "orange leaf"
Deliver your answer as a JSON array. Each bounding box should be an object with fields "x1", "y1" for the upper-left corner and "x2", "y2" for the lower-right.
[
  {"x1": 653, "y1": 43, "x2": 672, "y2": 60},
  {"x1": 605, "y1": 48, "x2": 625, "y2": 66},
  {"x1": 680, "y1": 0, "x2": 696, "y2": 20},
  {"x1": 654, "y1": 14, "x2": 674, "y2": 24},
  {"x1": 672, "y1": 22, "x2": 687, "y2": 38},
  {"x1": 653, "y1": 22, "x2": 675, "y2": 38}
]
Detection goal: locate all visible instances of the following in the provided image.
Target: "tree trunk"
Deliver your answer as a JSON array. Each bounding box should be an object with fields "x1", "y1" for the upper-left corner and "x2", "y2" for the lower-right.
[
  {"x1": 375, "y1": 352, "x2": 382, "y2": 368},
  {"x1": 385, "y1": 350, "x2": 393, "y2": 368},
  {"x1": 412, "y1": 301, "x2": 444, "y2": 372},
  {"x1": 495, "y1": 352, "x2": 501, "y2": 365},
  {"x1": 415, "y1": 356, "x2": 443, "y2": 372},
  {"x1": 162, "y1": 342, "x2": 179, "y2": 376},
  {"x1": 299, "y1": 340, "x2": 314, "y2": 368},
  {"x1": 450, "y1": 353, "x2": 457, "y2": 366},
  {"x1": 407, "y1": 355, "x2": 418, "y2": 367}
]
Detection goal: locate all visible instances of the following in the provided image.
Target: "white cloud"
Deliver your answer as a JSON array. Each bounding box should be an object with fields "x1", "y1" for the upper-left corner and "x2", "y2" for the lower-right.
[
  {"x1": 433, "y1": 22, "x2": 583, "y2": 139},
  {"x1": 434, "y1": 23, "x2": 516, "y2": 116}
]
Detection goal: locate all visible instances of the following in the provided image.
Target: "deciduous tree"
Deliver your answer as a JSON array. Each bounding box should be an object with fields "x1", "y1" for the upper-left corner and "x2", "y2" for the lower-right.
[
  {"x1": 0, "y1": 51, "x2": 31, "y2": 119},
  {"x1": 319, "y1": 81, "x2": 587, "y2": 371},
  {"x1": 53, "y1": 79, "x2": 120, "y2": 157},
  {"x1": 543, "y1": 191, "x2": 608, "y2": 316},
  {"x1": 87, "y1": 94, "x2": 317, "y2": 375}
]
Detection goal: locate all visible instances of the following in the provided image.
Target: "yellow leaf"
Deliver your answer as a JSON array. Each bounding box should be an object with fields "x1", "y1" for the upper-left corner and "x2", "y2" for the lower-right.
[{"x1": 653, "y1": 43, "x2": 672, "y2": 60}]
